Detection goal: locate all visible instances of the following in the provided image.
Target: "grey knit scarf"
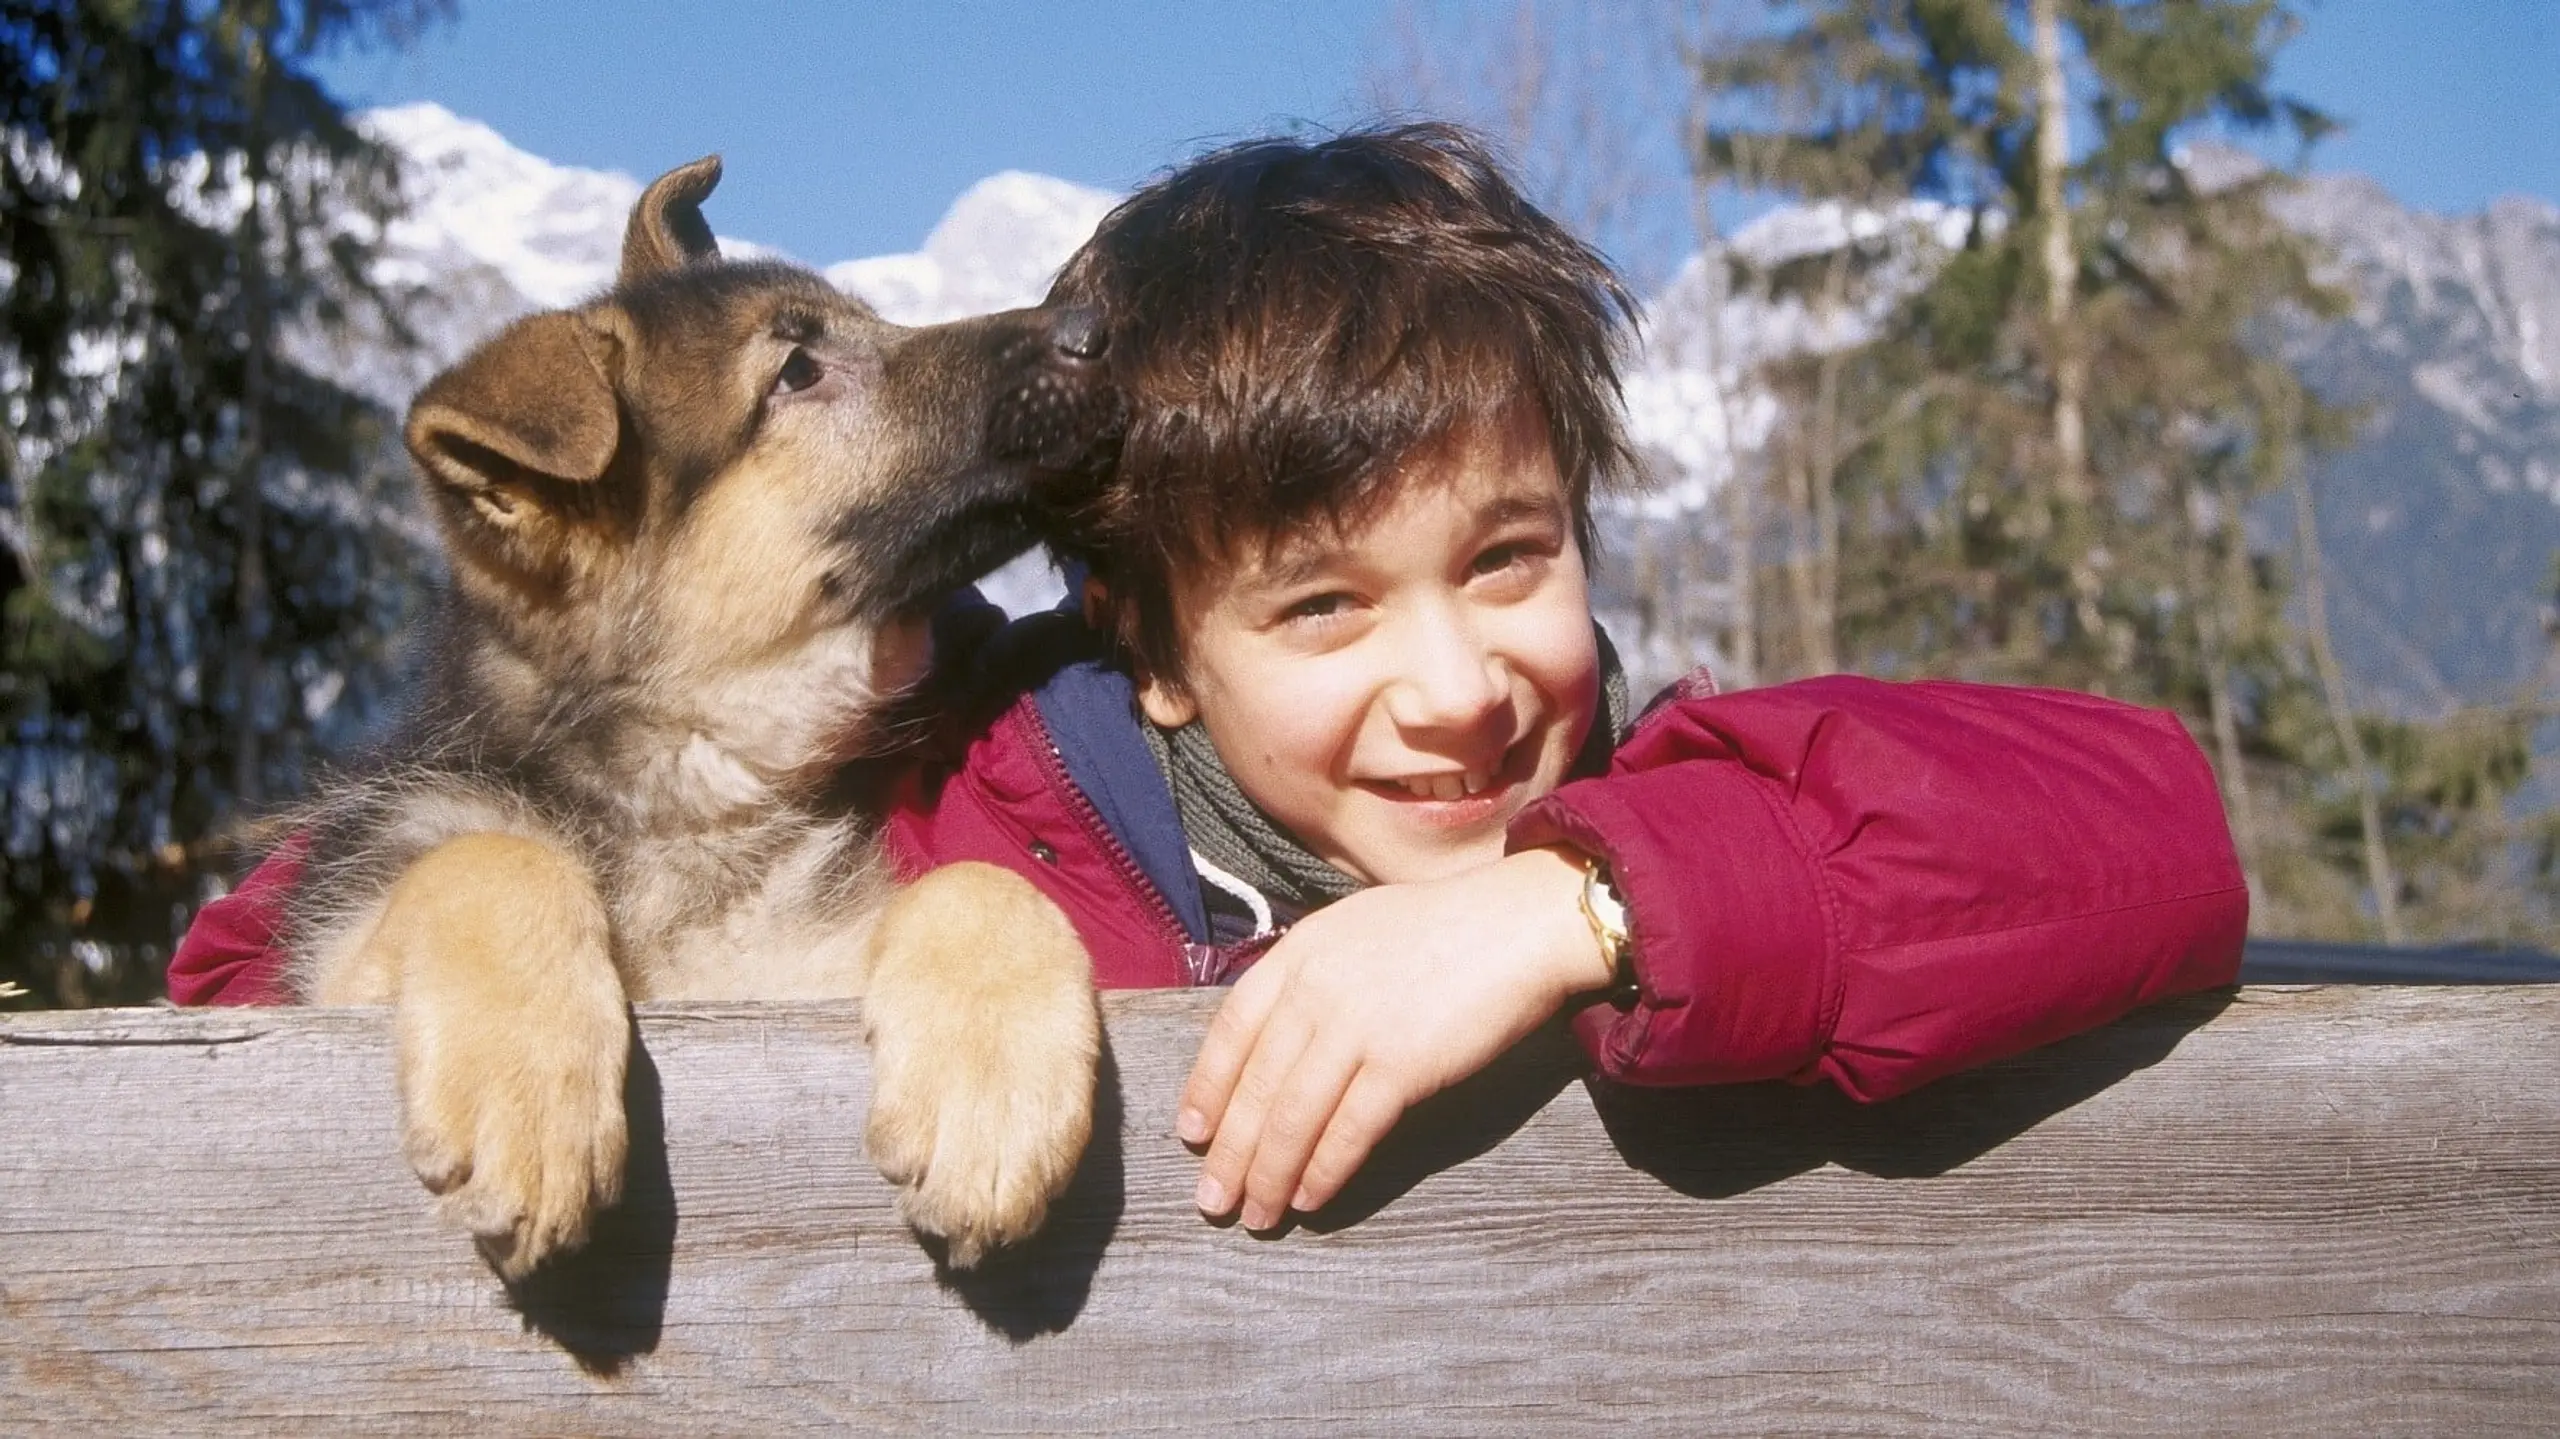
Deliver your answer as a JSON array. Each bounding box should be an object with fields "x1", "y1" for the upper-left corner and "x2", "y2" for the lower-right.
[{"x1": 1141, "y1": 625, "x2": 1633, "y2": 918}]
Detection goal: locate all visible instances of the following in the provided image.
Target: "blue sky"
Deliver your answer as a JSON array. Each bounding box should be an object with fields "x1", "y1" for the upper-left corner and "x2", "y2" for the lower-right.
[{"x1": 319, "y1": 1, "x2": 2560, "y2": 269}]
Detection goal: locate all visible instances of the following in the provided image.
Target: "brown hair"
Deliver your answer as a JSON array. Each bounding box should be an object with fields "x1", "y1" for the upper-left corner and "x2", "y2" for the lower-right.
[{"x1": 1044, "y1": 122, "x2": 1639, "y2": 682}]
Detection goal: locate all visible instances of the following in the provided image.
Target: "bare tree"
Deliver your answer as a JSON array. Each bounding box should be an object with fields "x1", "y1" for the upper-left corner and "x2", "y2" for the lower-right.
[
  {"x1": 1368, "y1": 0, "x2": 1771, "y2": 689},
  {"x1": 2285, "y1": 392, "x2": 2405, "y2": 942},
  {"x1": 2029, "y1": 0, "x2": 2109, "y2": 651},
  {"x1": 1368, "y1": 0, "x2": 1686, "y2": 285},
  {"x1": 1672, "y1": 1, "x2": 1762, "y2": 686},
  {"x1": 2030, "y1": 0, "x2": 2088, "y2": 510}
]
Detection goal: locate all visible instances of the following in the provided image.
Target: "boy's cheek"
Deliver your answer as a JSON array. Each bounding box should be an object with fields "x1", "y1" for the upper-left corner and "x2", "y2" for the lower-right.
[
  {"x1": 1211, "y1": 673, "x2": 1392, "y2": 855},
  {"x1": 1230, "y1": 691, "x2": 1368, "y2": 792}
]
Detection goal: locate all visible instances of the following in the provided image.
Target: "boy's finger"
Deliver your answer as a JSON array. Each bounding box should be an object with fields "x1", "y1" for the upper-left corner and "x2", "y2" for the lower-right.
[
  {"x1": 1178, "y1": 955, "x2": 1289, "y2": 1146},
  {"x1": 1193, "y1": 1004, "x2": 1313, "y2": 1220},
  {"x1": 1235, "y1": 1047, "x2": 1359, "y2": 1229},
  {"x1": 1289, "y1": 1069, "x2": 1407, "y2": 1214}
]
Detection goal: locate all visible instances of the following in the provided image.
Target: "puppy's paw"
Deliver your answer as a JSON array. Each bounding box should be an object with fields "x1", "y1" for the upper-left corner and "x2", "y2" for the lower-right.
[
  {"x1": 862, "y1": 862, "x2": 1100, "y2": 1268},
  {"x1": 866, "y1": 1005, "x2": 1096, "y2": 1268},
  {"x1": 396, "y1": 977, "x2": 630, "y2": 1282},
  {"x1": 366, "y1": 832, "x2": 631, "y2": 1281}
]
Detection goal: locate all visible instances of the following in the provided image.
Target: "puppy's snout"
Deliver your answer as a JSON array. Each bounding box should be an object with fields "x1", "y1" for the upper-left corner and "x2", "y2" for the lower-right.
[
  {"x1": 987, "y1": 309, "x2": 1122, "y2": 472},
  {"x1": 1048, "y1": 307, "x2": 1107, "y2": 363}
]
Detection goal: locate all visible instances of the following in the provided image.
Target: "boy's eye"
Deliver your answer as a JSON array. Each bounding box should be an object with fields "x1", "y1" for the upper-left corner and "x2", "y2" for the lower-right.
[
  {"x1": 1473, "y1": 541, "x2": 1549, "y2": 578},
  {"x1": 1281, "y1": 592, "x2": 1352, "y2": 624}
]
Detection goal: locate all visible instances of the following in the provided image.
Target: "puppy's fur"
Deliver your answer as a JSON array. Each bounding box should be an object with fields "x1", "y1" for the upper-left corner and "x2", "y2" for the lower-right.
[{"x1": 287, "y1": 158, "x2": 1115, "y2": 1276}]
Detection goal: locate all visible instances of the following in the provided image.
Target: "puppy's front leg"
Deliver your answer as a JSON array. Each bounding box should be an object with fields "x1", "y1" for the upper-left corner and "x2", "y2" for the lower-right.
[
  {"x1": 364, "y1": 833, "x2": 630, "y2": 1280},
  {"x1": 862, "y1": 862, "x2": 1099, "y2": 1267}
]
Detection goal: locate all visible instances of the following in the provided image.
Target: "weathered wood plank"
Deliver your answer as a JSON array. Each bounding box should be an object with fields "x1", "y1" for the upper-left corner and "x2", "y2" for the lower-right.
[{"x1": 3, "y1": 986, "x2": 2556, "y2": 1435}]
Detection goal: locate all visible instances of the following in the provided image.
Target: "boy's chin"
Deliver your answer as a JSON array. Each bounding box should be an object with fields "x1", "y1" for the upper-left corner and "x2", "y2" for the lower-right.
[{"x1": 1328, "y1": 802, "x2": 1523, "y2": 886}]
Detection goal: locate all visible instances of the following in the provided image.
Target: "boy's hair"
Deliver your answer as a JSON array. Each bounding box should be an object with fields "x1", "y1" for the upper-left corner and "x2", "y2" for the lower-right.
[{"x1": 1045, "y1": 122, "x2": 1639, "y2": 683}]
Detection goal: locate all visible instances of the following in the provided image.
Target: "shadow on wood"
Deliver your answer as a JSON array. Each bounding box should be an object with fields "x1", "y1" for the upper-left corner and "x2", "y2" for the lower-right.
[
  {"x1": 3, "y1": 987, "x2": 2552, "y2": 1433},
  {"x1": 501, "y1": 1030, "x2": 675, "y2": 1374},
  {"x1": 1591, "y1": 988, "x2": 2234, "y2": 1198},
  {"x1": 1299, "y1": 1023, "x2": 1584, "y2": 1234},
  {"x1": 930, "y1": 1038, "x2": 1127, "y2": 1340}
]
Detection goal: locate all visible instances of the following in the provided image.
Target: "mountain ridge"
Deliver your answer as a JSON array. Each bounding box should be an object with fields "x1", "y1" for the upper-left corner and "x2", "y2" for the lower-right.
[{"x1": 333, "y1": 102, "x2": 2560, "y2": 710}]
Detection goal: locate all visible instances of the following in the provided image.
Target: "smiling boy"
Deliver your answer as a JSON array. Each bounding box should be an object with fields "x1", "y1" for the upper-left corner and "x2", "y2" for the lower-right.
[
  {"x1": 1127, "y1": 412, "x2": 1633, "y2": 1227},
  {"x1": 171, "y1": 125, "x2": 2249, "y2": 1243},
  {"x1": 1034, "y1": 126, "x2": 2249, "y2": 1230}
]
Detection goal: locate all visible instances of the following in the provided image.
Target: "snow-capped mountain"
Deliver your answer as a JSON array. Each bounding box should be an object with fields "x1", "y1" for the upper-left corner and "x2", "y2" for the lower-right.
[
  {"x1": 1619, "y1": 167, "x2": 2560, "y2": 712},
  {"x1": 827, "y1": 171, "x2": 1119, "y2": 326},
  {"x1": 328, "y1": 103, "x2": 2560, "y2": 708},
  {"x1": 366, "y1": 103, "x2": 637, "y2": 312},
  {"x1": 306, "y1": 103, "x2": 1120, "y2": 614},
  {"x1": 305, "y1": 103, "x2": 1119, "y2": 413},
  {"x1": 2271, "y1": 178, "x2": 2560, "y2": 712}
]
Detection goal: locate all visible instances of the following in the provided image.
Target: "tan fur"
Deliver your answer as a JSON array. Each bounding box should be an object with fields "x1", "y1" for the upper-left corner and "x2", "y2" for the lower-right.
[
  {"x1": 861, "y1": 863, "x2": 1100, "y2": 1267},
  {"x1": 295, "y1": 157, "x2": 1112, "y2": 1279},
  {"x1": 359, "y1": 834, "x2": 628, "y2": 1281},
  {"x1": 658, "y1": 440, "x2": 861, "y2": 665}
]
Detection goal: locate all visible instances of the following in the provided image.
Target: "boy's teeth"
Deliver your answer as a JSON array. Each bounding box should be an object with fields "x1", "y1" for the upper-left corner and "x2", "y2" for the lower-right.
[{"x1": 1396, "y1": 770, "x2": 1488, "y2": 801}]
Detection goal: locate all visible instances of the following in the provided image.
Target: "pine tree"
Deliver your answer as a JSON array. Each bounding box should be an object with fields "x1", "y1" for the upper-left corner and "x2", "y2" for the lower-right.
[
  {"x1": 1690, "y1": 1, "x2": 2485, "y2": 938},
  {"x1": 1398, "y1": 0, "x2": 2552, "y2": 945},
  {"x1": 2, "y1": 0, "x2": 446, "y2": 1005}
]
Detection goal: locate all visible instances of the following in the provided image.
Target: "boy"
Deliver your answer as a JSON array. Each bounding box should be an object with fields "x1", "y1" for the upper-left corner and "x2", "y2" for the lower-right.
[
  {"x1": 1021, "y1": 125, "x2": 2244, "y2": 1229},
  {"x1": 171, "y1": 126, "x2": 2247, "y2": 1236}
]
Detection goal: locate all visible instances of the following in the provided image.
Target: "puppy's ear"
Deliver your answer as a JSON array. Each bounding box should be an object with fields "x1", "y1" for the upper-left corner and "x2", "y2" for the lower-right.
[
  {"x1": 406, "y1": 309, "x2": 625, "y2": 583},
  {"x1": 621, "y1": 155, "x2": 722, "y2": 285}
]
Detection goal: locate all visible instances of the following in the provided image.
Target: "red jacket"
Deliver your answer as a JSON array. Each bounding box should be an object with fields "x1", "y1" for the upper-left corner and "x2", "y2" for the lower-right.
[
  {"x1": 1510, "y1": 675, "x2": 2245, "y2": 1099},
  {"x1": 169, "y1": 629, "x2": 2247, "y2": 1103}
]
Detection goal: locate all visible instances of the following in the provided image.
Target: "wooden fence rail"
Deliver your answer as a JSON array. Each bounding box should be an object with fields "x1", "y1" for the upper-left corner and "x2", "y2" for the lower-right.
[{"x1": 3, "y1": 984, "x2": 2557, "y2": 1435}]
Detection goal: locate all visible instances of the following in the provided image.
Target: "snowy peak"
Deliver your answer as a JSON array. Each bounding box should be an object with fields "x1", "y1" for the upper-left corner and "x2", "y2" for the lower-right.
[
  {"x1": 332, "y1": 106, "x2": 1118, "y2": 404},
  {"x1": 828, "y1": 171, "x2": 1117, "y2": 325},
  {"x1": 365, "y1": 102, "x2": 1119, "y2": 326},
  {"x1": 2277, "y1": 174, "x2": 2560, "y2": 404},
  {"x1": 1621, "y1": 200, "x2": 1970, "y2": 509},
  {"x1": 361, "y1": 102, "x2": 635, "y2": 310}
]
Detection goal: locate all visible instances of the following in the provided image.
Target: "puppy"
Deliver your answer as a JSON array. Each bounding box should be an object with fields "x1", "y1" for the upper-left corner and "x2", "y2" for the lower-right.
[{"x1": 288, "y1": 158, "x2": 1116, "y2": 1275}]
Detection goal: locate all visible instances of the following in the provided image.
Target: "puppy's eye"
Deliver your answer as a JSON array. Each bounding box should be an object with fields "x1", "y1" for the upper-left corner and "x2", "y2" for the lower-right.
[{"x1": 773, "y1": 347, "x2": 823, "y2": 395}]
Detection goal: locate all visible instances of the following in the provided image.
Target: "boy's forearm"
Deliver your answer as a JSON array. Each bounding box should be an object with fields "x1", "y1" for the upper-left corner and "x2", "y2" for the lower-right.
[
  {"x1": 1490, "y1": 846, "x2": 1622, "y2": 1008},
  {"x1": 1509, "y1": 675, "x2": 2250, "y2": 1099}
]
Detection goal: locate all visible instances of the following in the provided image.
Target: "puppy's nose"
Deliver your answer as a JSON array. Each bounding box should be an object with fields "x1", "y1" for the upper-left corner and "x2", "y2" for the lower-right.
[
  {"x1": 989, "y1": 307, "x2": 1123, "y2": 471},
  {"x1": 1049, "y1": 307, "x2": 1107, "y2": 363}
]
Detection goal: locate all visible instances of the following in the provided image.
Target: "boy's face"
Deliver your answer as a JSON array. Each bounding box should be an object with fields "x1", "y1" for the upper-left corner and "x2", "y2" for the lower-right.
[{"x1": 1138, "y1": 415, "x2": 1600, "y2": 886}]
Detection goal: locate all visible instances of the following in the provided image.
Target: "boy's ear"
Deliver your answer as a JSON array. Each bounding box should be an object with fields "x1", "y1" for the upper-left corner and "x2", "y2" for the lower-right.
[
  {"x1": 1135, "y1": 672, "x2": 1197, "y2": 729},
  {"x1": 405, "y1": 308, "x2": 627, "y2": 584},
  {"x1": 1087, "y1": 573, "x2": 1201, "y2": 727}
]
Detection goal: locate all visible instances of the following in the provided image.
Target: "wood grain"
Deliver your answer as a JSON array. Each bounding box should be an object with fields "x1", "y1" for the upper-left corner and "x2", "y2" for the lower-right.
[{"x1": 2, "y1": 985, "x2": 2555, "y2": 1435}]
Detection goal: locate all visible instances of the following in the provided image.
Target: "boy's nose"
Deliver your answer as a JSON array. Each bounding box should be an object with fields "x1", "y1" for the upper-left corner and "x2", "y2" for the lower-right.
[{"x1": 1384, "y1": 614, "x2": 1509, "y2": 735}]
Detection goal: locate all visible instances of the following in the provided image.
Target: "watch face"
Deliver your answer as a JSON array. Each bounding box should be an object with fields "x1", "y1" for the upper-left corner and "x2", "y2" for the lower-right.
[
  {"x1": 1581, "y1": 859, "x2": 1631, "y2": 980},
  {"x1": 1586, "y1": 863, "x2": 1629, "y2": 932}
]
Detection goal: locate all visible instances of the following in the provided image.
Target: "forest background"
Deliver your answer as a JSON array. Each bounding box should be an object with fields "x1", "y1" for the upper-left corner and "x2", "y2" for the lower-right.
[{"x1": 6, "y1": 0, "x2": 2557, "y2": 1007}]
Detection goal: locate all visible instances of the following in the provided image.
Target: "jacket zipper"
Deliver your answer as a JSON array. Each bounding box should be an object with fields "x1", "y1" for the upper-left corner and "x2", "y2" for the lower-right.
[{"x1": 1020, "y1": 703, "x2": 1195, "y2": 972}]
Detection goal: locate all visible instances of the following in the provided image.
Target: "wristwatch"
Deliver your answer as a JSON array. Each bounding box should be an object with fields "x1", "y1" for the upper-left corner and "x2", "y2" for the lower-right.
[{"x1": 1575, "y1": 852, "x2": 1636, "y2": 995}]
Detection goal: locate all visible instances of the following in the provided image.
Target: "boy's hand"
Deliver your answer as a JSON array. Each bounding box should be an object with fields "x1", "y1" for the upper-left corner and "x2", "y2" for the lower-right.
[{"x1": 1177, "y1": 845, "x2": 1614, "y2": 1230}]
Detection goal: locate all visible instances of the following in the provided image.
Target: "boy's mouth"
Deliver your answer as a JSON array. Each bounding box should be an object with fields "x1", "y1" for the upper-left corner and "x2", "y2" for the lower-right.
[{"x1": 1359, "y1": 736, "x2": 1537, "y2": 813}]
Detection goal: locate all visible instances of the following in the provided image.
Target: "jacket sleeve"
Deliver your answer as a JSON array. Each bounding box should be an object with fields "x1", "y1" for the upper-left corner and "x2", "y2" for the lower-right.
[
  {"x1": 1506, "y1": 675, "x2": 2247, "y2": 1101},
  {"x1": 165, "y1": 834, "x2": 305, "y2": 1006}
]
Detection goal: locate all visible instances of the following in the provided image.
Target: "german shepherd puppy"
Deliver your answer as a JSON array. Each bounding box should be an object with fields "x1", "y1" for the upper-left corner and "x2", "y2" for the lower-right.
[{"x1": 286, "y1": 158, "x2": 1115, "y2": 1277}]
